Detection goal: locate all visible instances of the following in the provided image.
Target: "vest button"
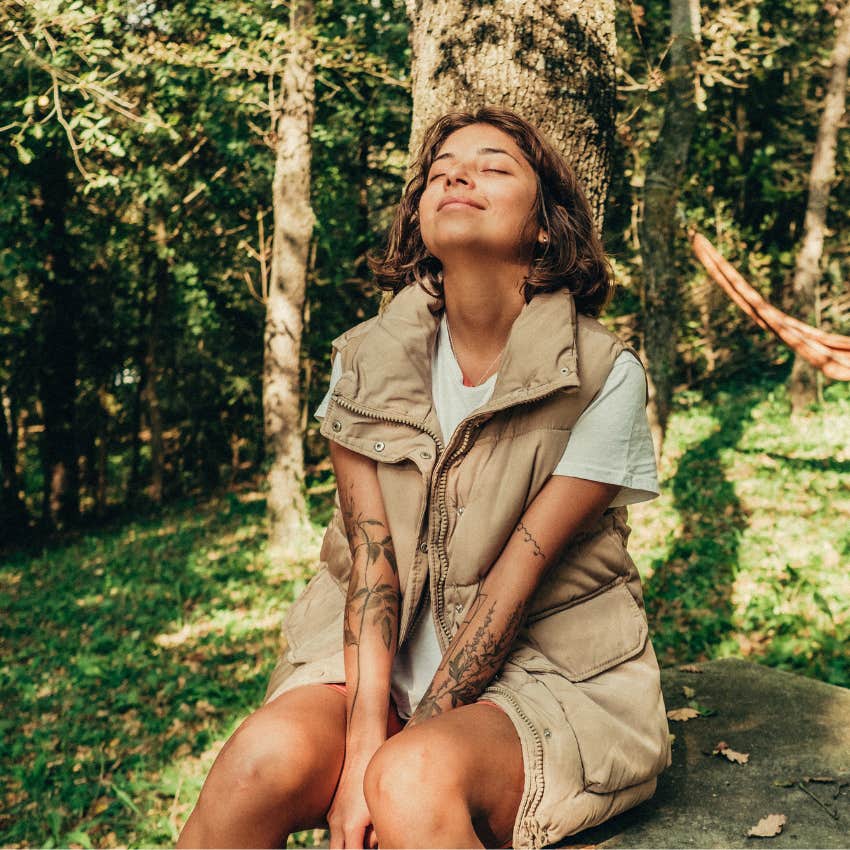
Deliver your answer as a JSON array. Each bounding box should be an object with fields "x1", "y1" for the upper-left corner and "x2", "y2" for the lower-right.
[
  {"x1": 419, "y1": 542, "x2": 428, "y2": 553},
  {"x1": 332, "y1": 419, "x2": 342, "y2": 432},
  {"x1": 543, "y1": 728, "x2": 552, "y2": 738},
  {"x1": 374, "y1": 441, "x2": 385, "y2": 452},
  {"x1": 560, "y1": 366, "x2": 571, "y2": 375},
  {"x1": 457, "y1": 506, "x2": 464, "y2": 515},
  {"x1": 455, "y1": 603, "x2": 464, "y2": 614},
  {"x1": 420, "y1": 450, "x2": 432, "y2": 459}
]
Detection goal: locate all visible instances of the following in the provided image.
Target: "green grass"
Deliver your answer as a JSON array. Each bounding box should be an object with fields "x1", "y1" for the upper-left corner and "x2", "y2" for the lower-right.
[
  {"x1": 0, "y1": 492, "x2": 319, "y2": 848},
  {"x1": 2, "y1": 369, "x2": 848, "y2": 847},
  {"x1": 631, "y1": 371, "x2": 850, "y2": 687}
]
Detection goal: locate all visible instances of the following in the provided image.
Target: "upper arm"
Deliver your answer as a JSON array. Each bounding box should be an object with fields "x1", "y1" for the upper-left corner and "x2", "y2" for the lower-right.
[{"x1": 330, "y1": 442, "x2": 398, "y2": 573}]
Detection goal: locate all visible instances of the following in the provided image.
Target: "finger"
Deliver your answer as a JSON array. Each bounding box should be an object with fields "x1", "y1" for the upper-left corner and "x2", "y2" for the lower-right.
[
  {"x1": 344, "y1": 822, "x2": 367, "y2": 850},
  {"x1": 328, "y1": 823, "x2": 343, "y2": 849}
]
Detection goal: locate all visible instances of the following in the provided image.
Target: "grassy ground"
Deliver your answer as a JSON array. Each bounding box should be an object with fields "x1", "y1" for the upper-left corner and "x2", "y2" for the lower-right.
[{"x1": 1, "y1": 368, "x2": 848, "y2": 848}]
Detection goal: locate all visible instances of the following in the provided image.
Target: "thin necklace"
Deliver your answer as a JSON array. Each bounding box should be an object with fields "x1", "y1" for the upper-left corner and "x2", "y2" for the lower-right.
[{"x1": 445, "y1": 318, "x2": 505, "y2": 387}]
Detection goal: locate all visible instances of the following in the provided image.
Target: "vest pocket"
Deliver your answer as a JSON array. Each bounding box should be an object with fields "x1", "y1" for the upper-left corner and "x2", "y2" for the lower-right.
[{"x1": 525, "y1": 578, "x2": 648, "y2": 682}]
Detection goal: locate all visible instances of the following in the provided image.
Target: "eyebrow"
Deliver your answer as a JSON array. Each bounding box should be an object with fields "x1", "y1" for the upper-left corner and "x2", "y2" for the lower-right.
[{"x1": 431, "y1": 146, "x2": 522, "y2": 166}]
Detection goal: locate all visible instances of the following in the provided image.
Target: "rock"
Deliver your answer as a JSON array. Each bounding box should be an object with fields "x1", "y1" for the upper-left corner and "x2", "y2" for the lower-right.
[{"x1": 559, "y1": 659, "x2": 850, "y2": 849}]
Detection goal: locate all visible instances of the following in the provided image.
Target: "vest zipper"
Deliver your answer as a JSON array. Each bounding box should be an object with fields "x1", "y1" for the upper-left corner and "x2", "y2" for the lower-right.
[
  {"x1": 431, "y1": 383, "x2": 570, "y2": 646},
  {"x1": 486, "y1": 683, "x2": 546, "y2": 835}
]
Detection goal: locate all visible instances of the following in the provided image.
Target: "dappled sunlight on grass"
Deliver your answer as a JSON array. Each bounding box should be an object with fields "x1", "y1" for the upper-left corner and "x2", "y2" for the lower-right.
[
  {"x1": 636, "y1": 372, "x2": 850, "y2": 686},
  {"x1": 0, "y1": 490, "x2": 319, "y2": 848}
]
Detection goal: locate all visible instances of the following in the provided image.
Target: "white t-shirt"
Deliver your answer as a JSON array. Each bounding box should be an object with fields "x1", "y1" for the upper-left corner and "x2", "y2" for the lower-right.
[{"x1": 315, "y1": 313, "x2": 659, "y2": 718}]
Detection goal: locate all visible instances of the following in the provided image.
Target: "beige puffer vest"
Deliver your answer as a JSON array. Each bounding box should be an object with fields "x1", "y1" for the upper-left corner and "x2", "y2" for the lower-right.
[{"x1": 265, "y1": 282, "x2": 670, "y2": 848}]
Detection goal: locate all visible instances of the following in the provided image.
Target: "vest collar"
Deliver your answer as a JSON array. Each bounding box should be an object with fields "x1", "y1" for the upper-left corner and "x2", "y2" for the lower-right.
[{"x1": 333, "y1": 282, "x2": 581, "y2": 429}]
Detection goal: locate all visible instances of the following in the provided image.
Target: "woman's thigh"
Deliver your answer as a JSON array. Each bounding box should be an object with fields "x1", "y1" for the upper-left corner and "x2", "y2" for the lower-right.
[{"x1": 365, "y1": 702, "x2": 524, "y2": 847}]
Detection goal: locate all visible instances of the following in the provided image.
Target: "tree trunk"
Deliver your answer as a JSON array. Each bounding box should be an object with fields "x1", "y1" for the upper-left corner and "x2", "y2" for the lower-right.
[
  {"x1": 0, "y1": 387, "x2": 29, "y2": 541},
  {"x1": 407, "y1": 0, "x2": 617, "y2": 227},
  {"x1": 638, "y1": 0, "x2": 700, "y2": 452},
  {"x1": 263, "y1": 0, "x2": 316, "y2": 561},
  {"x1": 35, "y1": 149, "x2": 80, "y2": 529},
  {"x1": 142, "y1": 215, "x2": 170, "y2": 504},
  {"x1": 788, "y1": 3, "x2": 850, "y2": 412}
]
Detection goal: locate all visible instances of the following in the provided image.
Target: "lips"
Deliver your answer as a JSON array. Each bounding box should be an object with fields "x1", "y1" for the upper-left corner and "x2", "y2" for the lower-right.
[{"x1": 438, "y1": 196, "x2": 485, "y2": 211}]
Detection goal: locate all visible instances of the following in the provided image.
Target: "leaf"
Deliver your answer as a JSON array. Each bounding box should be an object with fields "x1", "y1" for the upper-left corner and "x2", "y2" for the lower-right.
[
  {"x1": 679, "y1": 664, "x2": 702, "y2": 673},
  {"x1": 667, "y1": 707, "x2": 700, "y2": 721},
  {"x1": 713, "y1": 741, "x2": 750, "y2": 764},
  {"x1": 682, "y1": 685, "x2": 696, "y2": 698},
  {"x1": 747, "y1": 814, "x2": 786, "y2": 838},
  {"x1": 380, "y1": 616, "x2": 392, "y2": 650}
]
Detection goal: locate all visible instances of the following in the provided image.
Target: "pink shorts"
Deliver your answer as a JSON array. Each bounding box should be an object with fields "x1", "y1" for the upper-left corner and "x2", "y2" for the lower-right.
[{"x1": 324, "y1": 683, "x2": 503, "y2": 735}]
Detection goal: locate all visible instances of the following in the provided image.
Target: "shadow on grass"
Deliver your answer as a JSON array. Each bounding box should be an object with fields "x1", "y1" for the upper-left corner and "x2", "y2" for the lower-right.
[
  {"x1": 643, "y1": 378, "x2": 767, "y2": 664},
  {"x1": 0, "y1": 492, "x2": 314, "y2": 848}
]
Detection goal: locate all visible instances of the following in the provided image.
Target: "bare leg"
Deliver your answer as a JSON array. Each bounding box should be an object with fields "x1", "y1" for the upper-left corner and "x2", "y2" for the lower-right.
[
  {"x1": 363, "y1": 703, "x2": 524, "y2": 849},
  {"x1": 178, "y1": 685, "x2": 347, "y2": 849}
]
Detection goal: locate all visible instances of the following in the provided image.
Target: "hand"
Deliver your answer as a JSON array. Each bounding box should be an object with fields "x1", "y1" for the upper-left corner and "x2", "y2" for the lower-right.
[{"x1": 327, "y1": 754, "x2": 375, "y2": 849}]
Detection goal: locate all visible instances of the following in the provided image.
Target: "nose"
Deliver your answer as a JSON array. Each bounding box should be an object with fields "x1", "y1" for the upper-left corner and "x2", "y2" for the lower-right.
[{"x1": 445, "y1": 159, "x2": 473, "y2": 186}]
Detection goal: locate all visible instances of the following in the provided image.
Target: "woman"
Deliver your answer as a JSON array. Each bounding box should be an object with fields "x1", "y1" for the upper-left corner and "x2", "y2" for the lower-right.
[{"x1": 179, "y1": 106, "x2": 670, "y2": 850}]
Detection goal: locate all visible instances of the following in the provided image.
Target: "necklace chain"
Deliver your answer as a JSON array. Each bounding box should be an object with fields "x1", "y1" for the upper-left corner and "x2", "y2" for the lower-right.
[{"x1": 445, "y1": 318, "x2": 505, "y2": 387}]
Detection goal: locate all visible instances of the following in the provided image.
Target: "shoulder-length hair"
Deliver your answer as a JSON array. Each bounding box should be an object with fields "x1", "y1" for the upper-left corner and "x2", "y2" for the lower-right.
[{"x1": 369, "y1": 106, "x2": 614, "y2": 317}]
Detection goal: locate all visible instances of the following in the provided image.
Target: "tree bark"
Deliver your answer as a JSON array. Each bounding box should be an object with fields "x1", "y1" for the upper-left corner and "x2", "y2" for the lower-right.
[
  {"x1": 0, "y1": 387, "x2": 29, "y2": 541},
  {"x1": 263, "y1": 0, "x2": 316, "y2": 561},
  {"x1": 407, "y1": 0, "x2": 617, "y2": 227},
  {"x1": 638, "y1": 0, "x2": 700, "y2": 451},
  {"x1": 788, "y1": 3, "x2": 850, "y2": 412},
  {"x1": 34, "y1": 149, "x2": 80, "y2": 529},
  {"x1": 142, "y1": 215, "x2": 170, "y2": 504}
]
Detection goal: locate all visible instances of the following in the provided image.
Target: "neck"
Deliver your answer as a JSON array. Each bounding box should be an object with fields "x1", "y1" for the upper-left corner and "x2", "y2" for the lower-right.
[{"x1": 440, "y1": 256, "x2": 528, "y2": 356}]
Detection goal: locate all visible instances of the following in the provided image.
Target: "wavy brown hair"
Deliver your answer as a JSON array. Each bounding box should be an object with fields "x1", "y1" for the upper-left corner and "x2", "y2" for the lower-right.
[{"x1": 369, "y1": 106, "x2": 614, "y2": 317}]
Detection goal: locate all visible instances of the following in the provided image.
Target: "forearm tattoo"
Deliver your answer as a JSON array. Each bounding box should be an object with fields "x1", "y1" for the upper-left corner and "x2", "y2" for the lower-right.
[
  {"x1": 338, "y1": 483, "x2": 401, "y2": 727},
  {"x1": 409, "y1": 593, "x2": 525, "y2": 725},
  {"x1": 516, "y1": 520, "x2": 545, "y2": 559}
]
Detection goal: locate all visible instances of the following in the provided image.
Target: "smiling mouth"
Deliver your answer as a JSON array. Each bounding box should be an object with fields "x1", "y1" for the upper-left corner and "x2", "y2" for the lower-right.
[{"x1": 439, "y1": 199, "x2": 482, "y2": 211}]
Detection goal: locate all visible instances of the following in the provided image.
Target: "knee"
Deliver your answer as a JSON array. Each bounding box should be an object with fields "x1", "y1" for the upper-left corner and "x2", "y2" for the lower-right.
[
  {"x1": 201, "y1": 710, "x2": 299, "y2": 802},
  {"x1": 364, "y1": 731, "x2": 466, "y2": 833}
]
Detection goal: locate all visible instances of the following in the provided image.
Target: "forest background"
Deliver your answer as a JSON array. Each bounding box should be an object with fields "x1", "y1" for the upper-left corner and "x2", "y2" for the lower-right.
[{"x1": 1, "y1": 0, "x2": 849, "y2": 847}]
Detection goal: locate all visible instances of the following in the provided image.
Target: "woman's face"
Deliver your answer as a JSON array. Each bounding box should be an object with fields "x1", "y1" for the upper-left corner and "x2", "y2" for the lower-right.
[{"x1": 418, "y1": 123, "x2": 542, "y2": 264}]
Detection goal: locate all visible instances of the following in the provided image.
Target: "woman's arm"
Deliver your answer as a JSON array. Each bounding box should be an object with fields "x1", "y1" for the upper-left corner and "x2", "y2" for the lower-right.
[
  {"x1": 407, "y1": 475, "x2": 620, "y2": 726},
  {"x1": 332, "y1": 440, "x2": 400, "y2": 740},
  {"x1": 327, "y1": 441, "x2": 400, "y2": 848}
]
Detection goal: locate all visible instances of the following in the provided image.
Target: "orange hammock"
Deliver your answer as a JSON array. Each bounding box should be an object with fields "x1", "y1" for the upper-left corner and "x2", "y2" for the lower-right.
[{"x1": 689, "y1": 230, "x2": 850, "y2": 381}]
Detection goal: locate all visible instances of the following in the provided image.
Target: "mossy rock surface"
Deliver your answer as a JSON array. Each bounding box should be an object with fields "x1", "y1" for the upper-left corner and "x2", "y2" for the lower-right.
[{"x1": 560, "y1": 658, "x2": 850, "y2": 848}]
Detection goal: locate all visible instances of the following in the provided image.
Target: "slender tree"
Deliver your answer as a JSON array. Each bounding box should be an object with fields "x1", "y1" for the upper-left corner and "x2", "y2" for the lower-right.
[
  {"x1": 639, "y1": 0, "x2": 701, "y2": 448},
  {"x1": 263, "y1": 0, "x2": 317, "y2": 559},
  {"x1": 407, "y1": 0, "x2": 617, "y2": 224},
  {"x1": 788, "y1": 2, "x2": 850, "y2": 411}
]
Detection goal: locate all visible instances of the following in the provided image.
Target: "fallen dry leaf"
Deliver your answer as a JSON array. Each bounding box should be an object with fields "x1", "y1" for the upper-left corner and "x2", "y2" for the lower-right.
[
  {"x1": 667, "y1": 707, "x2": 700, "y2": 721},
  {"x1": 713, "y1": 741, "x2": 750, "y2": 764},
  {"x1": 679, "y1": 664, "x2": 702, "y2": 673},
  {"x1": 682, "y1": 685, "x2": 696, "y2": 698},
  {"x1": 747, "y1": 813, "x2": 787, "y2": 838}
]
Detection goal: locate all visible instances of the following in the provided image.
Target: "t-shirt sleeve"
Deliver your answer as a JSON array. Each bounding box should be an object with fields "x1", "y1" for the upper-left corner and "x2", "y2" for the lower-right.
[
  {"x1": 314, "y1": 354, "x2": 344, "y2": 420},
  {"x1": 552, "y1": 350, "x2": 659, "y2": 507}
]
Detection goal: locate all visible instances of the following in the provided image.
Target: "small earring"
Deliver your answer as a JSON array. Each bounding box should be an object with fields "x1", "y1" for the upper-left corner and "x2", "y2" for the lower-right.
[{"x1": 539, "y1": 234, "x2": 548, "y2": 244}]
